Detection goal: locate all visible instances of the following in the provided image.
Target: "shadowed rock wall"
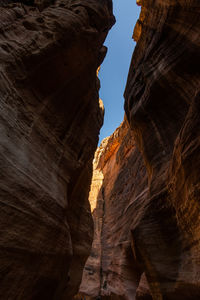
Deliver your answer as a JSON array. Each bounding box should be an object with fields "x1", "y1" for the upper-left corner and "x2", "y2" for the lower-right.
[{"x1": 0, "y1": 0, "x2": 114, "y2": 299}]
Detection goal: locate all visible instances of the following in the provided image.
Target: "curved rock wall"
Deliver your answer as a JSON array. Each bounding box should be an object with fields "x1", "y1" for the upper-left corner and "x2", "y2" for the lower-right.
[
  {"x1": 124, "y1": 0, "x2": 200, "y2": 298},
  {"x1": 0, "y1": 1, "x2": 114, "y2": 299}
]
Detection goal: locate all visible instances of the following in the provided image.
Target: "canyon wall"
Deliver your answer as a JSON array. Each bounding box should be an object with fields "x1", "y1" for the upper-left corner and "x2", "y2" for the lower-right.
[
  {"x1": 79, "y1": 0, "x2": 200, "y2": 299},
  {"x1": 1, "y1": 0, "x2": 200, "y2": 299},
  {"x1": 124, "y1": 0, "x2": 200, "y2": 298},
  {"x1": 0, "y1": 0, "x2": 114, "y2": 299},
  {"x1": 78, "y1": 119, "x2": 150, "y2": 300}
]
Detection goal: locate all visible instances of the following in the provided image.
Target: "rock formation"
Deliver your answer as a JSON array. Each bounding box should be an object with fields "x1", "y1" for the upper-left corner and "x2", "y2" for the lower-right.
[
  {"x1": 1, "y1": 0, "x2": 200, "y2": 298},
  {"x1": 78, "y1": 0, "x2": 200, "y2": 299},
  {"x1": 0, "y1": 0, "x2": 114, "y2": 299},
  {"x1": 124, "y1": 0, "x2": 200, "y2": 298},
  {"x1": 77, "y1": 119, "x2": 150, "y2": 300}
]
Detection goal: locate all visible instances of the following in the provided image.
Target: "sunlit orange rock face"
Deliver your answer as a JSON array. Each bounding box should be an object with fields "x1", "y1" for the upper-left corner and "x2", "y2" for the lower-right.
[
  {"x1": 0, "y1": 0, "x2": 115, "y2": 299},
  {"x1": 78, "y1": 119, "x2": 150, "y2": 299},
  {"x1": 132, "y1": 0, "x2": 146, "y2": 42}
]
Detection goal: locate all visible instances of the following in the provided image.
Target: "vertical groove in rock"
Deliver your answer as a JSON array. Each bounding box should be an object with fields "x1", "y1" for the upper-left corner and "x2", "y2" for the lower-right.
[{"x1": 100, "y1": 185, "x2": 105, "y2": 296}]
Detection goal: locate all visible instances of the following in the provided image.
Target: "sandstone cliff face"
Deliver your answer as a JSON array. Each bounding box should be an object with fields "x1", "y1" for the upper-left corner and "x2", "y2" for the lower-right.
[
  {"x1": 0, "y1": 1, "x2": 114, "y2": 299},
  {"x1": 79, "y1": 0, "x2": 200, "y2": 299},
  {"x1": 124, "y1": 0, "x2": 200, "y2": 299},
  {"x1": 78, "y1": 120, "x2": 150, "y2": 300},
  {"x1": 1, "y1": 0, "x2": 200, "y2": 298}
]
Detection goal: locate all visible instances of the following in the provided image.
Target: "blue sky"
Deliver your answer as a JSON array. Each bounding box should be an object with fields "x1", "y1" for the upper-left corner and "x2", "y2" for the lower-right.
[{"x1": 98, "y1": 0, "x2": 140, "y2": 144}]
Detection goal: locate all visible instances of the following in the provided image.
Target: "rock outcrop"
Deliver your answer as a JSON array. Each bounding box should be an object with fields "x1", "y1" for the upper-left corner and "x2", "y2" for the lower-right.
[
  {"x1": 78, "y1": 0, "x2": 200, "y2": 299},
  {"x1": 0, "y1": 0, "x2": 114, "y2": 299}
]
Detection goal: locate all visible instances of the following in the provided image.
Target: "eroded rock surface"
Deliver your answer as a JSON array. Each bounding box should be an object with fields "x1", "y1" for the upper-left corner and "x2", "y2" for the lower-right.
[
  {"x1": 124, "y1": 0, "x2": 200, "y2": 299},
  {"x1": 1, "y1": 0, "x2": 200, "y2": 298},
  {"x1": 77, "y1": 119, "x2": 150, "y2": 300},
  {"x1": 0, "y1": 0, "x2": 114, "y2": 299},
  {"x1": 79, "y1": 0, "x2": 200, "y2": 299}
]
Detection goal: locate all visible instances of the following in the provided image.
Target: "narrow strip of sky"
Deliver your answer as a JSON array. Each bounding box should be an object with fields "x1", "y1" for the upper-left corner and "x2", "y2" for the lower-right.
[{"x1": 98, "y1": 0, "x2": 140, "y2": 144}]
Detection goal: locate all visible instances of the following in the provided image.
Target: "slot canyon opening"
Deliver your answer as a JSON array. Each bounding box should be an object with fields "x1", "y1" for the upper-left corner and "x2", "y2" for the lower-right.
[
  {"x1": 1, "y1": 0, "x2": 200, "y2": 300},
  {"x1": 98, "y1": 0, "x2": 140, "y2": 145},
  {"x1": 75, "y1": 1, "x2": 141, "y2": 300}
]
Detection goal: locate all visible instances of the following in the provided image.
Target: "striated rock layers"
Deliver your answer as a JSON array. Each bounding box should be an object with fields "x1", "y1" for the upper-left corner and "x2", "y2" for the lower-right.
[
  {"x1": 124, "y1": 0, "x2": 200, "y2": 298},
  {"x1": 0, "y1": 0, "x2": 115, "y2": 299},
  {"x1": 79, "y1": 0, "x2": 200, "y2": 299},
  {"x1": 78, "y1": 119, "x2": 149, "y2": 300}
]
